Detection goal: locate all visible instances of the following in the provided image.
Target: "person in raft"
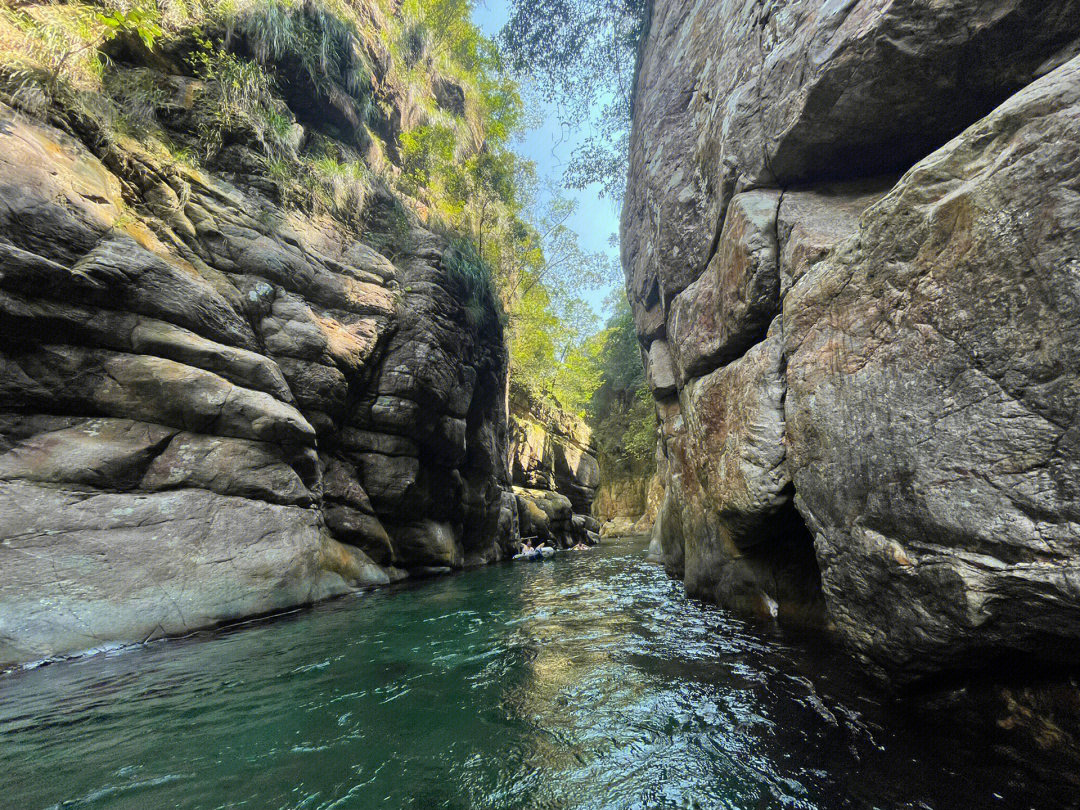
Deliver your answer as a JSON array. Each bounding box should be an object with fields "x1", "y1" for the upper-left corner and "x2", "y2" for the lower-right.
[{"x1": 570, "y1": 542, "x2": 590, "y2": 551}]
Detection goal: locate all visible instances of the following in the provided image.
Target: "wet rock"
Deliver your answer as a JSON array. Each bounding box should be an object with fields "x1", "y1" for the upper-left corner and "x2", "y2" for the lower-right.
[{"x1": 0, "y1": 481, "x2": 356, "y2": 665}]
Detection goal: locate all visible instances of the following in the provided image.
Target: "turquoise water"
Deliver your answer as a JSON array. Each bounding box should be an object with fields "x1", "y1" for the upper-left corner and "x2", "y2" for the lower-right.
[{"x1": 0, "y1": 538, "x2": 1069, "y2": 809}]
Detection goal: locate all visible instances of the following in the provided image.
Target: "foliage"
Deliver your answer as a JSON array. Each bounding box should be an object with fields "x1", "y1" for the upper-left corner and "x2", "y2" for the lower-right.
[
  {"x1": 499, "y1": 0, "x2": 647, "y2": 199},
  {"x1": 587, "y1": 292, "x2": 655, "y2": 478},
  {"x1": 0, "y1": 1, "x2": 162, "y2": 98},
  {"x1": 188, "y1": 39, "x2": 296, "y2": 160},
  {"x1": 300, "y1": 155, "x2": 374, "y2": 228},
  {"x1": 222, "y1": 0, "x2": 375, "y2": 124},
  {"x1": 0, "y1": 0, "x2": 640, "y2": 463},
  {"x1": 443, "y1": 238, "x2": 503, "y2": 336}
]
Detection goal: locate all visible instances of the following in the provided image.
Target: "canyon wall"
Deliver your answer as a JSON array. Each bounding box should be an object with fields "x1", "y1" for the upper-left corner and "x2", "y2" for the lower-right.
[
  {"x1": 593, "y1": 473, "x2": 662, "y2": 537},
  {"x1": 624, "y1": 0, "x2": 1080, "y2": 683},
  {"x1": 0, "y1": 15, "x2": 516, "y2": 667},
  {"x1": 508, "y1": 383, "x2": 601, "y2": 546}
]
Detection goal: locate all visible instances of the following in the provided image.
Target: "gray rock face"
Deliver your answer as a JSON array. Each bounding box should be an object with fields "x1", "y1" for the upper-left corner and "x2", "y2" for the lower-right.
[
  {"x1": 625, "y1": 0, "x2": 1080, "y2": 687},
  {"x1": 507, "y1": 383, "x2": 601, "y2": 545},
  {"x1": 785, "y1": 59, "x2": 1080, "y2": 681},
  {"x1": 669, "y1": 191, "x2": 782, "y2": 382},
  {"x1": 0, "y1": 102, "x2": 512, "y2": 667},
  {"x1": 624, "y1": 0, "x2": 1080, "y2": 336}
]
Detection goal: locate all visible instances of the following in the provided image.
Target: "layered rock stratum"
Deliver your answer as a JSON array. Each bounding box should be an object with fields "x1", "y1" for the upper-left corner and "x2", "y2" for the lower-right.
[
  {"x1": 0, "y1": 18, "x2": 515, "y2": 666},
  {"x1": 624, "y1": 0, "x2": 1080, "y2": 685},
  {"x1": 508, "y1": 382, "x2": 602, "y2": 547}
]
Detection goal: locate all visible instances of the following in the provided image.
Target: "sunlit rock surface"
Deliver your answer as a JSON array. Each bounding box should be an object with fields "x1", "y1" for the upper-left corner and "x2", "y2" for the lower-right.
[
  {"x1": 508, "y1": 383, "x2": 601, "y2": 547},
  {"x1": 0, "y1": 99, "x2": 512, "y2": 666},
  {"x1": 623, "y1": 0, "x2": 1080, "y2": 684}
]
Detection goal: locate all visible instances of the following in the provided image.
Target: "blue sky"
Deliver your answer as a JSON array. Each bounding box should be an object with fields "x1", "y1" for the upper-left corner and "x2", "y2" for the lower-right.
[{"x1": 472, "y1": 0, "x2": 623, "y2": 317}]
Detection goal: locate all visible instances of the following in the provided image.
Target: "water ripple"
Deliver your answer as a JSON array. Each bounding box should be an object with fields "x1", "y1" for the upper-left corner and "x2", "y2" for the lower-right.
[{"x1": 0, "y1": 539, "x2": 1070, "y2": 809}]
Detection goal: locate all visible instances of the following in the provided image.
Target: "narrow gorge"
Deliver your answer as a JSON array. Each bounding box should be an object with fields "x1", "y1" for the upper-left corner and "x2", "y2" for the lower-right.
[{"x1": 1, "y1": 0, "x2": 1080, "y2": 807}]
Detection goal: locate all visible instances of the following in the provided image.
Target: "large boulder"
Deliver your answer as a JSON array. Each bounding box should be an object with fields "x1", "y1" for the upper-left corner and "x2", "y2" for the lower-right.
[
  {"x1": 784, "y1": 57, "x2": 1080, "y2": 682},
  {"x1": 515, "y1": 487, "x2": 580, "y2": 548},
  {"x1": 0, "y1": 481, "x2": 359, "y2": 665},
  {"x1": 669, "y1": 191, "x2": 782, "y2": 381},
  {"x1": 659, "y1": 330, "x2": 826, "y2": 625}
]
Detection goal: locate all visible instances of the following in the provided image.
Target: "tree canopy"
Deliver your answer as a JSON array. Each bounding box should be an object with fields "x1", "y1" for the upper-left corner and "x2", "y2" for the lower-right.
[{"x1": 499, "y1": 0, "x2": 648, "y2": 199}]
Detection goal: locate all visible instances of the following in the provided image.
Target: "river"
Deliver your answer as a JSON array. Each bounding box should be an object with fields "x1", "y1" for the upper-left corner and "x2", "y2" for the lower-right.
[{"x1": 0, "y1": 537, "x2": 1071, "y2": 809}]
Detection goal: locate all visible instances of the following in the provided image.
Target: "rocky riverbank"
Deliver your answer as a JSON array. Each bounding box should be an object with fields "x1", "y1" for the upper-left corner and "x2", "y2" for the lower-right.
[
  {"x1": 0, "y1": 2, "x2": 532, "y2": 667},
  {"x1": 624, "y1": 0, "x2": 1080, "y2": 689},
  {"x1": 508, "y1": 382, "x2": 602, "y2": 547}
]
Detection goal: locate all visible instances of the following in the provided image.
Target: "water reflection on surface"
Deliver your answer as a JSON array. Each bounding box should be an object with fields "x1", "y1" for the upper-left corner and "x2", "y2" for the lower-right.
[{"x1": 0, "y1": 538, "x2": 1070, "y2": 809}]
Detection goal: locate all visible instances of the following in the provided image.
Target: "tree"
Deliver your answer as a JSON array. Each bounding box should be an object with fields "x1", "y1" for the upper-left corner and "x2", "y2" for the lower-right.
[
  {"x1": 587, "y1": 290, "x2": 655, "y2": 478},
  {"x1": 499, "y1": 0, "x2": 648, "y2": 199}
]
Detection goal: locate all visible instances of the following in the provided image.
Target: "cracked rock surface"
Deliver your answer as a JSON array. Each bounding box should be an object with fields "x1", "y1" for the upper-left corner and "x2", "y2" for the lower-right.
[
  {"x1": 0, "y1": 101, "x2": 512, "y2": 667},
  {"x1": 624, "y1": 0, "x2": 1080, "y2": 686}
]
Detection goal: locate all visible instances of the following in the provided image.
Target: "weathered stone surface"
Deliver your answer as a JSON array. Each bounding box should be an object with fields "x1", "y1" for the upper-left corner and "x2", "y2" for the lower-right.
[
  {"x1": 623, "y1": 0, "x2": 1080, "y2": 324},
  {"x1": 0, "y1": 93, "x2": 512, "y2": 666},
  {"x1": 0, "y1": 418, "x2": 176, "y2": 489},
  {"x1": 324, "y1": 505, "x2": 394, "y2": 565},
  {"x1": 515, "y1": 487, "x2": 582, "y2": 548},
  {"x1": 594, "y1": 477, "x2": 649, "y2": 522},
  {"x1": 141, "y1": 433, "x2": 313, "y2": 506},
  {"x1": 776, "y1": 178, "x2": 892, "y2": 298},
  {"x1": 0, "y1": 481, "x2": 357, "y2": 665},
  {"x1": 681, "y1": 329, "x2": 790, "y2": 549},
  {"x1": 625, "y1": 0, "x2": 1080, "y2": 693},
  {"x1": 645, "y1": 339, "x2": 677, "y2": 399},
  {"x1": 393, "y1": 520, "x2": 462, "y2": 568},
  {"x1": 784, "y1": 58, "x2": 1080, "y2": 681},
  {"x1": 595, "y1": 471, "x2": 664, "y2": 537},
  {"x1": 669, "y1": 191, "x2": 782, "y2": 381},
  {"x1": 508, "y1": 383, "x2": 600, "y2": 517},
  {"x1": 652, "y1": 330, "x2": 825, "y2": 625}
]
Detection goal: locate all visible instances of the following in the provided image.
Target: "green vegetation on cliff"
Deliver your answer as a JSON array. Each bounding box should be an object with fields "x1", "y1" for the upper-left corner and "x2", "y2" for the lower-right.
[
  {"x1": 0, "y1": 0, "x2": 646, "y2": 478},
  {"x1": 586, "y1": 293, "x2": 654, "y2": 481}
]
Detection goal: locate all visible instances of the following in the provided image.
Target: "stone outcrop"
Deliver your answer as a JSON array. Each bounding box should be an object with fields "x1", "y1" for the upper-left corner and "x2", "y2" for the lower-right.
[
  {"x1": 625, "y1": 0, "x2": 1080, "y2": 686},
  {"x1": 508, "y1": 383, "x2": 600, "y2": 546},
  {"x1": 593, "y1": 473, "x2": 662, "y2": 537},
  {"x1": 0, "y1": 47, "x2": 513, "y2": 664}
]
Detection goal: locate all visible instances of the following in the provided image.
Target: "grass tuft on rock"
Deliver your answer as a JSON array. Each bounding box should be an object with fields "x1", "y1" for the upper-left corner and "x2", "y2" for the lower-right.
[{"x1": 443, "y1": 238, "x2": 503, "y2": 337}]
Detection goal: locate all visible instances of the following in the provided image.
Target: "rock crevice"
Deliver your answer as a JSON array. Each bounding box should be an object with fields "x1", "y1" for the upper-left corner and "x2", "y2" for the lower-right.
[{"x1": 624, "y1": 0, "x2": 1080, "y2": 689}]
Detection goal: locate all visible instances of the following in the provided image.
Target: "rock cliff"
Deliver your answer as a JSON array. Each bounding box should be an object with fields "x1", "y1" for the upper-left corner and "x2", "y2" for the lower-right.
[
  {"x1": 508, "y1": 382, "x2": 601, "y2": 546},
  {"x1": 593, "y1": 473, "x2": 662, "y2": 537},
  {"x1": 0, "y1": 7, "x2": 515, "y2": 667},
  {"x1": 625, "y1": 0, "x2": 1080, "y2": 684}
]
